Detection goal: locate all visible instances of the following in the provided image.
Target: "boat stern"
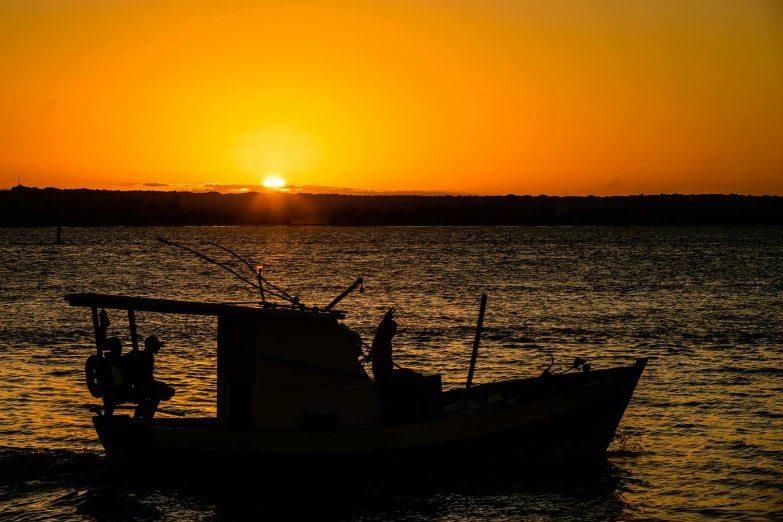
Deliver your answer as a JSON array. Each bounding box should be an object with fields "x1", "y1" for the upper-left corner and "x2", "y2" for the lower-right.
[{"x1": 93, "y1": 415, "x2": 157, "y2": 460}]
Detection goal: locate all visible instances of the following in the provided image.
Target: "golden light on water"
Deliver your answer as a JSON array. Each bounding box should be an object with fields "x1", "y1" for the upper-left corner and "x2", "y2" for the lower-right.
[{"x1": 262, "y1": 176, "x2": 286, "y2": 189}]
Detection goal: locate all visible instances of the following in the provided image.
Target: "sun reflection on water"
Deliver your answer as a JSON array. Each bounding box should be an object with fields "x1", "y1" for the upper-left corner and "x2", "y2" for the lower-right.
[{"x1": 0, "y1": 226, "x2": 781, "y2": 520}]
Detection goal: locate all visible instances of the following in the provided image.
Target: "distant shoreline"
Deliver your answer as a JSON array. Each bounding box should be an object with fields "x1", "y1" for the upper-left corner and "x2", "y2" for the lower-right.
[{"x1": 2, "y1": 186, "x2": 782, "y2": 227}]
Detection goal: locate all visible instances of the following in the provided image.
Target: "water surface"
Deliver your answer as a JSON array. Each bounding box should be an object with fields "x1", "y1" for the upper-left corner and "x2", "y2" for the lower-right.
[{"x1": 1, "y1": 226, "x2": 781, "y2": 520}]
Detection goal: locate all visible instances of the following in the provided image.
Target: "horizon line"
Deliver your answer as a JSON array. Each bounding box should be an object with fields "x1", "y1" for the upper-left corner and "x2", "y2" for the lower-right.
[{"x1": 4, "y1": 185, "x2": 781, "y2": 198}]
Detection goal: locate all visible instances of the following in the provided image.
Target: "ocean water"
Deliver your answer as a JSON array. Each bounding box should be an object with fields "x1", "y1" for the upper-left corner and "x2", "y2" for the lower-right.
[{"x1": 0, "y1": 226, "x2": 781, "y2": 521}]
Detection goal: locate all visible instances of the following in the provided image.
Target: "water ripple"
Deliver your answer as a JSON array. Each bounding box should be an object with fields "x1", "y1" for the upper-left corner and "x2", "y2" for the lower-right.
[{"x1": 1, "y1": 226, "x2": 782, "y2": 520}]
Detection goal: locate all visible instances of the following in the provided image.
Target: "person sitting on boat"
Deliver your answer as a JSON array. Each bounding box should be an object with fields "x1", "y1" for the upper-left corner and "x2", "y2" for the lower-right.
[
  {"x1": 98, "y1": 336, "x2": 129, "y2": 415},
  {"x1": 133, "y1": 335, "x2": 175, "y2": 419},
  {"x1": 121, "y1": 339, "x2": 141, "y2": 392}
]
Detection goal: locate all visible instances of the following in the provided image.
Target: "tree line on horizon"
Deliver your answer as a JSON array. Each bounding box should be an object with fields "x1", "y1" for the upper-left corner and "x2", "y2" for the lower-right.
[{"x1": 1, "y1": 186, "x2": 781, "y2": 226}]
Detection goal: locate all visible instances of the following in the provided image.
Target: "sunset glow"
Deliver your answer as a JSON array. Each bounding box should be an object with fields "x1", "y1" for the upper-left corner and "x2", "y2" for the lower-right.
[
  {"x1": 262, "y1": 176, "x2": 286, "y2": 189},
  {"x1": 1, "y1": 0, "x2": 782, "y2": 195}
]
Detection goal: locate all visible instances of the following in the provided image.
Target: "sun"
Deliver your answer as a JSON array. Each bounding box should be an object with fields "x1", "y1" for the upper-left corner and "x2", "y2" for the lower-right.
[{"x1": 262, "y1": 175, "x2": 286, "y2": 189}]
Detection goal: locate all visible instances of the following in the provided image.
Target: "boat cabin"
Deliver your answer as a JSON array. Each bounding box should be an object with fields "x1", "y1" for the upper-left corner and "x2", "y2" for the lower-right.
[{"x1": 64, "y1": 293, "x2": 402, "y2": 431}]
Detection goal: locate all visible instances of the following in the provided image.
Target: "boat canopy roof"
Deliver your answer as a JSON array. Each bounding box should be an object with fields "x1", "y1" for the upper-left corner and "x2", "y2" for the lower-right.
[{"x1": 64, "y1": 293, "x2": 345, "y2": 319}]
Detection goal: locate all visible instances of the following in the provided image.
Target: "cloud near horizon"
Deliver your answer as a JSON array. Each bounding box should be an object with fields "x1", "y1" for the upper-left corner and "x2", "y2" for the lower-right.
[{"x1": 135, "y1": 182, "x2": 457, "y2": 196}]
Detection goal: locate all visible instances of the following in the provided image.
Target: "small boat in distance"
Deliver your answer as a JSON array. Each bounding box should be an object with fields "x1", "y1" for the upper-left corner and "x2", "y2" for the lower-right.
[{"x1": 64, "y1": 241, "x2": 647, "y2": 482}]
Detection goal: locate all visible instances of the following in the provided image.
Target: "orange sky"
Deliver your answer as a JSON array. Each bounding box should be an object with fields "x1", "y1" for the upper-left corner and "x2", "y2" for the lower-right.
[{"x1": 2, "y1": 0, "x2": 782, "y2": 195}]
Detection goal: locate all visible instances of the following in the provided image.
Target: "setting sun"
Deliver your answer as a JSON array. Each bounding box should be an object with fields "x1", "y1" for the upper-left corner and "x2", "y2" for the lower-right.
[
  {"x1": 262, "y1": 176, "x2": 286, "y2": 189},
  {"x1": 1, "y1": 1, "x2": 782, "y2": 195}
]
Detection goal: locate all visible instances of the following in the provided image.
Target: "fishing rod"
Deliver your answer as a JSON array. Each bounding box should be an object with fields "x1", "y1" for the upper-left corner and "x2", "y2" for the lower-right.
[
  {"x1": 157, "y1": 237, "x2": 286, "y2": 300},
  {"x1": 324, "y1": 278, "x2": 364, "y2": 311},
  {"x1": 157, "y1": 238, "x2": 260, "y2": 293},
  {"x1": 204, "y1": 242, "x2": 365, "y2": 312},
  {"x1": 206, "y1": 242, "x2": 298, "y2": 304},
  {"x1": 204, "y1": 241, "x2": 266, "y2": 303},
  {"x1": 159, "y1": 238, "x2": 365, "y2": 312},
  {"x1": 159, "y1": 238, "x2": 301, "y2": 306}
]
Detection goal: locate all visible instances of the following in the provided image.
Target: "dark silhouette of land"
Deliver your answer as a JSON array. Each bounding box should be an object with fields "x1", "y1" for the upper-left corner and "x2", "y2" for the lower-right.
[{"x1": 2, "y1": 186, "x2": 782, "y2": 226}]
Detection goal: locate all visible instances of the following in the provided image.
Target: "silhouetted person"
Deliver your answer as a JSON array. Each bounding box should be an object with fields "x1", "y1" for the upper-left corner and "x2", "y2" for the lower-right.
[
  {"x1": 371, "y1": 307, "x2": 411, "y2": 424},
  {"x1": 370, "y1": 308, "x2": 428, "y2": 424},
  {"x1": 371, "y1": 307, "x2": 396, "y2": 379},
  {"x1": 94, "y1": 310, "x2": 124, "y2": 415},
  {"x1": 101, "y1": 336, "x2": 127, "y2": 415},
  {"x1": 121, "y1": 337, "x2": 141, "y2": 395},
  {"x1": 134, "y1": 335, "x2": 175, "y2": 420}
]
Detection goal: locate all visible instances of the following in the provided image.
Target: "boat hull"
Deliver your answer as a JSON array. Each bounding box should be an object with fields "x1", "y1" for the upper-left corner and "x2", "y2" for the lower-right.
[{"x1": 93, "y1": 359, "x2": 647, "y2": 480}]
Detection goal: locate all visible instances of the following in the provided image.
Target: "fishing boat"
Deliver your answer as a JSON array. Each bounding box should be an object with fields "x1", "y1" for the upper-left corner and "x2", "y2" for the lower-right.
[{"x1": 64, "y1": 241, "x2": 647, "y2": 481}]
